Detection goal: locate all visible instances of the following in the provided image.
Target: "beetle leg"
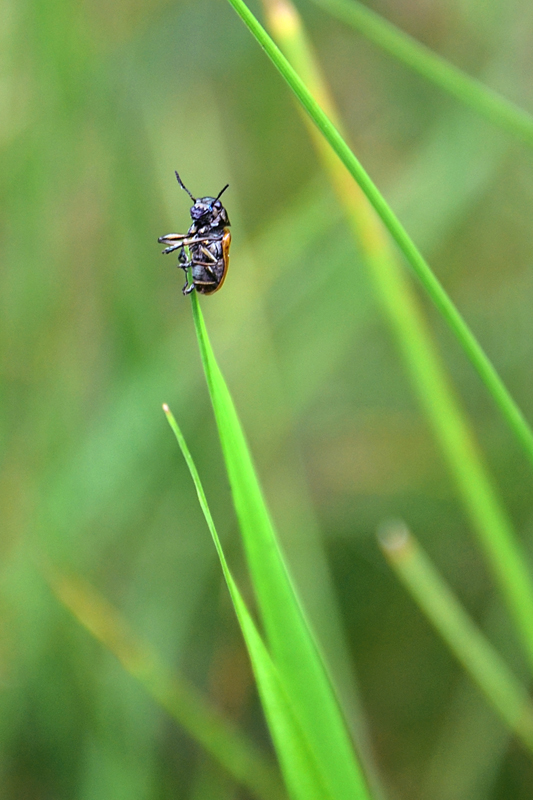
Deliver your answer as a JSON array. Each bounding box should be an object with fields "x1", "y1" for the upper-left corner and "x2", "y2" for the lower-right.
[
  {"x1": 194, "y1": 261, "x2": 216, "y2": 267},
  {"x1": 197, "y1": 245, "x2": 219, "y2": 277},
  {"x1": 158, "y1": 233, "x2": 188, "y2": 243},
  {"x1": 158, "y1": 233, "x2": 189, "y2": 253},
  {"x1": 181, "y1": 271, "x2": 191, "y2": 293},
  {"x1": 161, "y1": 243, "x2": 184, "y2": 255},
  {"x1": 188, "y1": 259, "x2": 217, "y2": 277},
  {"x1": 159, "y1": 234, "x2": 219, "y2": 254},
  {"x1": 198, "y1": 245, "x2": 218, "y2": 262}
]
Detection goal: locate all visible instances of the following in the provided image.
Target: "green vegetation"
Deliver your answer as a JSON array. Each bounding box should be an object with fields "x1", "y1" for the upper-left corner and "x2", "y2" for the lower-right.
[{"x1": 2, "y1": 0, "x2": 533, "y2": 798}]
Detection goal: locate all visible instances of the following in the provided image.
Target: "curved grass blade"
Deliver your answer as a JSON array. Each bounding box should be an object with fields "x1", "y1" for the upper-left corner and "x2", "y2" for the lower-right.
[
  {"x1": 378, "y1": 522, "x2": 533, "y2": 755},
  {"x1": 311, "y1": 0, "x2": 533, "y2": 149},
  {"x1": 223, "y1": 0, "x2": 533, "y2": 468},
  {"x1": 163, "y1": 405, "x2": 339, "y2": 800},
  {"x1": 48, "y1": 570, "x2": 286, "y2": 800},
  {"x1": 263, "y1": 0, "x2": 533, "y2": 678},
  {"x1": 185, "y1": 295, "x2": 372, "y2": 800},
  {"x1": 228, "y1": 574, "x2": 334, "y2": 800}
]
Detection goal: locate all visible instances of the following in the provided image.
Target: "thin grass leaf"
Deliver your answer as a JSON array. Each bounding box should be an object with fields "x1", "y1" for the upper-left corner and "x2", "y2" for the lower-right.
[
  {"x1": 311, "y1": 0, "x2": 533, "y2": 149},
  {"x1": 223, "y1": 0, "x2": 533, "y2": 468},
  {"x1": 228, "y1": 576, "x2": 334, "y2": 800},
  {"x1": 184, "y1": 296, "x2": 372, "y2": 800},
  {"x1": 264, "y1": 0, "x2": 533, "y2": 676},
  {"x1": 163, "y1": 405, "x2": 338, "y2": 800},
  {"x1": 378, "y1": 522, "x2": 533, "y2": 755},
  {"x1": 48, "y1": 570, "x2": 285, "y2": 800}
]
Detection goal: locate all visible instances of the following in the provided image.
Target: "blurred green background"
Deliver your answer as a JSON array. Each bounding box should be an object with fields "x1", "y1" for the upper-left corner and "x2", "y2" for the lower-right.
[{"x1": 2, "y1": 0, "x2": 533, "y2": 797}]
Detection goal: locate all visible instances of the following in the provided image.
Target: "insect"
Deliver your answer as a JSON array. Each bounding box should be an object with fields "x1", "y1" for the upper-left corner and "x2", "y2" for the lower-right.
[{"x1": 158, "y1": 171, "x2": 231, "y2": 295}]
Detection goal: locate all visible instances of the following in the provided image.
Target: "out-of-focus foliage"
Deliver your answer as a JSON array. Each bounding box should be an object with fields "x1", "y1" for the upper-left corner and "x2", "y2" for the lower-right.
[{"x1": 1, "y1": 0, "x2": 533, "y2": 798}]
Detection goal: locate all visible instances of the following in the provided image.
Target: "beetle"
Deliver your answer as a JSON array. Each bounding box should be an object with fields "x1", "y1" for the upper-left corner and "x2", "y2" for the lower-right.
[{"x1": 158, "y1": 171, "x2": 231, "y2": 295}]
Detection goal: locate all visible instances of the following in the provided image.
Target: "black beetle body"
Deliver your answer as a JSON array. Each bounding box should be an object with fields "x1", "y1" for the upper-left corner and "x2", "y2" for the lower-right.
[{"x1": 158, "y1": 172, "x2": 231, "y2": 295}]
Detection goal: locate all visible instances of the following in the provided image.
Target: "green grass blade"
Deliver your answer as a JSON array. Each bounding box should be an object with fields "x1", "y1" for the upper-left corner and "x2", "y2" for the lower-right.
[
  {"x1": 311, "y1": 0, "x2": 533, "y2": 148},
  {"x1": 185, "y1": 295, "x2": 372, "y2": 800},
  {"x1": 378, "y1": 522, "x2": 533, "y2": 755},
  {"x1": 163, "y1": 405, "x2": 337, "y2": 800},
  {"x1": 264, "y1": 0, "x2": 533, "y2": 676},
  {"x1": 228, "y1": 576, "x2": 333, "y2": 800},
  {"x1": 224, "y1": 0, "x2": 533, "y2": 468},
  {"x1": 48, "y1": 571, "x2": 286, "y2": 800}
]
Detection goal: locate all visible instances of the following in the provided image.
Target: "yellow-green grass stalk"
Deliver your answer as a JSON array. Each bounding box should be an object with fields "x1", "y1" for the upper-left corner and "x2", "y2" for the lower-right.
[
  {"x1": 378, "y1": 522, "x2": 533, "y2": 756},
  {"x1": 163, "y1": 404, "x2": 371, "y2": 800},
  {"x1": 311, "y1": 0, "x2": 533, "y2": 149},
  {"x1": 262, "y1": 0, "x2": 533, "y2": 674},
  {"x1": 48, "y1": 570, "x2": 285, "y2": 800},
  {"x1": 223, "y1": 0, "x2": 533, "y2": 470}
]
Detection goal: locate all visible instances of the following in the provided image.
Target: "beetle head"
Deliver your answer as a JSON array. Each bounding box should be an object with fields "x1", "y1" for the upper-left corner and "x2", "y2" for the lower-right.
[
  {"x1": 190, "y1": 195, "x2": 230, "y2": 228},
  {"x1": 175, "y1": 171, "x2": 230, "y2": 228}
]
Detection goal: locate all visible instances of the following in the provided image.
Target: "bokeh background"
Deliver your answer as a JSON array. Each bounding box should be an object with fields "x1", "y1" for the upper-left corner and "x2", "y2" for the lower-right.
[{"x1": 2, "y1": 0, "x2": 533, "y2": 797}]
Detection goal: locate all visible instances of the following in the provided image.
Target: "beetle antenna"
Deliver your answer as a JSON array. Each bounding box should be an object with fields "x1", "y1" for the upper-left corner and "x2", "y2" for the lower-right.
[
  {"x1": 215, "y1": 183, "x2": 229, "y2": 201},
  {"x1": 175, "y1": 171, "x2": 196, "y2": 201}
]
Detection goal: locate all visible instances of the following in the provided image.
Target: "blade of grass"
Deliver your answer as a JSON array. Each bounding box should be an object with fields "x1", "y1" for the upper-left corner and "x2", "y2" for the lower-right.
[
  {"x1": 223, "y1": 0, "x2": 533, "y2": 468},
  {"x1": 228, "y1": 576, "x2": 333, "y2": 800},
  {"x1": 47, "y1": 570, "x2": 286, "y2": 800},
  {"x1": 263, "y1": 0, "x2": 533, "y2": 676},
  {"x1": 311, "y1": 0, "x2": 533, "y2": 149},
  {"x1": 163, "y1": 405, "x2": 339, "y2": 800},
  {"x1": 378, "y1": 521, "x2": 533, "y2": 755},
  {"x1": 185, "y1": 297, "x2": 372, "y2": 800}
]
